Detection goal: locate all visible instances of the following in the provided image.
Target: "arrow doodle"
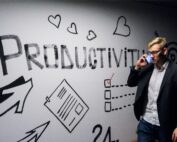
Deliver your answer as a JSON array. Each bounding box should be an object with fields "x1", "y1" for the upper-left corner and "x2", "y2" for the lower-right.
[
  {"x1": 17, "y1": 121, "x2": 50, "y2": 142},
  {"x1": 0, "y1": 76, "x2": 33, "y2": 116}
]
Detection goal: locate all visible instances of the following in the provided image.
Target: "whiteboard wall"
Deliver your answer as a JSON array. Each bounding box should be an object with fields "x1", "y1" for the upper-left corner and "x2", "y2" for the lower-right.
[{"x1": 0, "y1": 1, "x2": 177, "y2": 142}]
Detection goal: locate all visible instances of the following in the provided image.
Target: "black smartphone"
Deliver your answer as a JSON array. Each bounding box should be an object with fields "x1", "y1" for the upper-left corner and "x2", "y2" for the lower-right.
[{"x1": 145, "y1": 54, "x2": 153, "y2": 64}]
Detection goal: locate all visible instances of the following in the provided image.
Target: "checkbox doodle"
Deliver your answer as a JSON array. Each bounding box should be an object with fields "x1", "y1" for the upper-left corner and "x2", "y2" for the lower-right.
[
  {"x1": 105, "y1": 102, "x2": 112, "y2": 112},
  {"x1": 104, "y1": 90, "x2": 111, "y2": 100},
  {"x1": 103, "y1": 74, "x2": 134, "y2": 113},
  {"x1": 104, "y1": 79, "x2": 111, "y2": 88},
  {"x1": 104, "y1": 73, "x2": 114, "y2": 88}
]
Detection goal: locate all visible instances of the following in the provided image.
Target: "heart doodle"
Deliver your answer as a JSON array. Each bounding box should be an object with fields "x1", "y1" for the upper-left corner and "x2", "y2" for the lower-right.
[
  {"x1": 87, "y1": 30, "x2": 97, "y2": 41},
  {"x1": 67, "y1": 22, "x2": 78, "y2": 34},
  {"x1": 48, "y1": 14, "x2": 61, "y2": 28},
  {"x1": 113, "y1": 16, "x2": 131, "y2": 37}
]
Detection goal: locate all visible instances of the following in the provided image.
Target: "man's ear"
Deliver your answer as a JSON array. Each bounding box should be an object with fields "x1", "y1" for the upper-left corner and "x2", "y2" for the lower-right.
[{"x1": 163, "y1": 47, "x2": 168, "y2": 55}]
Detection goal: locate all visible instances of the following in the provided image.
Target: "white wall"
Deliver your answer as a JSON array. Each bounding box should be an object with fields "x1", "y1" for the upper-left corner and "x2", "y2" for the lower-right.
[{"x1": 0, "y1": 1, "x2": 177, "y2": 142}]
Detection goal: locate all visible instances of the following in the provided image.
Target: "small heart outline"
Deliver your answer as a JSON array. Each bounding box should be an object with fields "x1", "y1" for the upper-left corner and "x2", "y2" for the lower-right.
[
  {"x1": 48, "y1": 14, "x2": 61, "y2": 28},
  {"x1": 87, "y1": 30, "x2": 97, "y2": 41},
  {"x1": 113, "y1": 16, "x2": 131, "y2": 37},
  {"x1": 67, "y1": 22, "x2": 78, "y2": 34}
]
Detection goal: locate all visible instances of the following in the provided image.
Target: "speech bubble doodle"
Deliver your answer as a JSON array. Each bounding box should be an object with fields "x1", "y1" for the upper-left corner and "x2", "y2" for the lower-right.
[
  {"x1": 67, "y1": 22, "x2": 78, "y2": 34},
  {"x1": 113, "y1": 16, "x2": 131, "y2": 37},
  {"x1": 87, "y1": 30, "x2": 97, "y2": 41},
  {"x1": 48, "y1": 14, "x2": 61, "y2": 28}
]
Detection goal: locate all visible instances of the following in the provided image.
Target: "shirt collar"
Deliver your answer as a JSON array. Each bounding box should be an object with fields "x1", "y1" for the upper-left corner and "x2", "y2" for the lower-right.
[{"x1": 154, "y1": 61, "x2": 169, "y2": 72}]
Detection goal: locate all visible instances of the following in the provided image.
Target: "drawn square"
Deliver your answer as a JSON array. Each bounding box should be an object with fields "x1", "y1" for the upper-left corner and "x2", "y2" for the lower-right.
[
  {"x1": 104, "y1": 102, "x2": 112, "y2": 112},
  {"x1": 75, "y1": 103, "x2": 83, "y2": 115},
  {"x1": 104, "y1": 90, "x2": 111, "y2": 100},
  {"x1": 104, "y1": 79, "x2": 111, "y2": 88}
]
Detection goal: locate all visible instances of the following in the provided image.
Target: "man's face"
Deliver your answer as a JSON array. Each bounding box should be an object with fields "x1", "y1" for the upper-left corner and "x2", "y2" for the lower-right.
[{"x1": 148, "y1": 44, "x2": 166, "y2": 64}]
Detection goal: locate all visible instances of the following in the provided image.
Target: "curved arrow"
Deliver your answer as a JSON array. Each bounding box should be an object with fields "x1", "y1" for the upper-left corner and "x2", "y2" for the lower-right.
[{"x1": 0, "y1": 77, "x2": 33, "y2": 116}]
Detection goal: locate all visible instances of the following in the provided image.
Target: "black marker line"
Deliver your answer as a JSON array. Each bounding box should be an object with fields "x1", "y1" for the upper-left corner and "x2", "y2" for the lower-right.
[
  {"x1": 60, "y1": 88, "x2": 67, "y2": 99},
  {"x1": 57, "y1": 94, "x2": 71, "y2": 114},
  {"x1": 62, "y1": 97, "x2": 75, "y2": 119},
  {"x1": 59, "y1": 95, "x2": 73, "y2": 117},
  {"x1": 64, "y1": 100, "x2": 77, "y2": 121},
  {"x1": 69, "y1": 117, "x2": 75, "y2": 126}
]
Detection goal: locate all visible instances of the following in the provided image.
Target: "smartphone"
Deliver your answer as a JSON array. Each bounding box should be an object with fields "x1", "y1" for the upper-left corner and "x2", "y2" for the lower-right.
[{"x1": 145, "y1": 54, "x2": 153, "y2": 64}]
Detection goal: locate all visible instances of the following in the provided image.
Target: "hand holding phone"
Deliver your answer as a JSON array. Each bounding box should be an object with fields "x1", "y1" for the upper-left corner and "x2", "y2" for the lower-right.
[
  {"x1": 145, "y1": 54, "x2": 153, "y2": 64},
  {"x1": 135, "y1": 54, "x2": 152, "y2": 70}
]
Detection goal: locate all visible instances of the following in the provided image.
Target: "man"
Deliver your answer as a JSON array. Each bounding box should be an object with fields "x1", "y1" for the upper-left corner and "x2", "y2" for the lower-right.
[{"x1": 127, "y1": 37, "x2": 177, "y2": 142}]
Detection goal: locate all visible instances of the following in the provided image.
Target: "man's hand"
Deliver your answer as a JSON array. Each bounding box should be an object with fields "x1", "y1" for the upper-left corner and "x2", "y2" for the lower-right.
[
  {"x1": 134, "y1": 54, "x2": 148, "y2": 70},
  {"x1": 172, "y1": 128, "x2": 177, "y2": 142}
]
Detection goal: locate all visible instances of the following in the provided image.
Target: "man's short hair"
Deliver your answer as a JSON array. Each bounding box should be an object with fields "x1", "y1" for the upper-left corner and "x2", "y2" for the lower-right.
[{"x1": 148, "y1": 37, "x2": 167, "y2": 49}]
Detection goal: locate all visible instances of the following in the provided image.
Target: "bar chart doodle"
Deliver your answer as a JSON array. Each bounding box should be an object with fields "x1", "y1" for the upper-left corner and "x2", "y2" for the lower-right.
[{"x1": 44, "y1": 79, "x2": 89, "y2": 133}]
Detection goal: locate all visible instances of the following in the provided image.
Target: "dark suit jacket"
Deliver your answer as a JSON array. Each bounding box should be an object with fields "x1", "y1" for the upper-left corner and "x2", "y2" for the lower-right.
[{"x1": 127, "y1": 60, "x2": 177, "y2": 136}]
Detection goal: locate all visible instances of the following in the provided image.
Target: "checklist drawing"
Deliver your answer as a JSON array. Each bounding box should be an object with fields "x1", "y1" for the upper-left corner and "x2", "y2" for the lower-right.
[{"x1": 104, "y1": 78, "x2": 135, "y2": 113}]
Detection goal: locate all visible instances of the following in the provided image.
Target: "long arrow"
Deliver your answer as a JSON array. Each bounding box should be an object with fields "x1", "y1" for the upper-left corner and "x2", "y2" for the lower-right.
[
  {"x1": 0, "y1": 77, "x2": 33, "y2": 116},
  {"x1": 17, "y1": 121, "x2": 50, "y2": 142}
]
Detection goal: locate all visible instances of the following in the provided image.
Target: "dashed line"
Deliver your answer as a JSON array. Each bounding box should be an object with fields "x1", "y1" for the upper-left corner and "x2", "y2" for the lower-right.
[
  {"x1": 111, "y1": 93, "x2": 135, "y2": 99},
  {"x1": 111, "y1": 104, "x2": 133, "y2": 111},
  {"x1": 111, "y1": 84, "x2": 128, "y2": 88}
]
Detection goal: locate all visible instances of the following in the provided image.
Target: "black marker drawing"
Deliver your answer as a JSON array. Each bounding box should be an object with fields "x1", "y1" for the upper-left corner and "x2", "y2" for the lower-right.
[
  {"x1": 48, "y1": 14, "x2": 61, "y2": 28},
  {"x1": 92, "y1": 124, "x2": 119, "y2": 142},
  {"x1": 0, "y1": 76, "x2": 33, "y2": 116},
  {"x1": 87, "y1": 30, "x2": 97, "y2": 41},
  {"x1": 44, "y1": 79, "x2": 89, "y2": 133},
  {"x1": 104, "y1": 78, "x2": 134, "y2": 113},
  {"x1": 154, "y1": 30, "x2": 160, "y2": 37},
  {"x1": 0, "y1": 35, "x2": 22, "y2": 75},
  {"x1": 17, "y1": 121, "x2": 50, "y2": 142},
  {"x1": 25, "y1": 43, "x2": 44, "y2": 70},
  {"x1": 0, "y1": 34, "x2": 146, "y2": 74},
  {"x1": 113, "y1": 16, "x2": 131, "y2": 37},
  {"x1": 67, "y1": 22, "x2": 78, "y2": 34},
  {"x1": 44, "y1": 44, "x2": 59, "y2": 68}
]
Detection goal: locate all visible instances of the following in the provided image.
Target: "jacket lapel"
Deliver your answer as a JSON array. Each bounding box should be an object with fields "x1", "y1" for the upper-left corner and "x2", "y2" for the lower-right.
[{"x1": 159, "y1": 61, "x2": 172, "y2": 95}]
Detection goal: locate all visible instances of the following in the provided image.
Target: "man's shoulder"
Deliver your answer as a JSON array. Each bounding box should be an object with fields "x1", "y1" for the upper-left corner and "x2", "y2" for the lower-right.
[
  {"x1": 168, "y1": 61, "x2": 177, "y2": 68},
  {"x1": 167, "y1": 61, "x2": 177, "y2": 75}
]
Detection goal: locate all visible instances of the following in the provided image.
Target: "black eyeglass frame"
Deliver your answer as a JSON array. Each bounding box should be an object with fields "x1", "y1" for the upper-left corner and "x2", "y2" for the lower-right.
[{"x1": 147, "y1": 49, "x2": 162, "y2": 55}]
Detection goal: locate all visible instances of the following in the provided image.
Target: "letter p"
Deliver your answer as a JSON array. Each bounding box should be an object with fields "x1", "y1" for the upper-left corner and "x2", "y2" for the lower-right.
[{"x1": 0, "y1": 35, "x2": 22, "y2": 75}]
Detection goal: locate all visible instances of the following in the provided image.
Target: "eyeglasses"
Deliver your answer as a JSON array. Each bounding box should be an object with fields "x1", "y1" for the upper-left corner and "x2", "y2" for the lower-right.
[{"x1": 147, "y1": 50, "x2": 161, "y2": 55}]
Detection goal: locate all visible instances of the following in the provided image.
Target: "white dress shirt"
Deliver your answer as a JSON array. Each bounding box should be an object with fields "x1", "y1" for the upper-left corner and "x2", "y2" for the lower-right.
[{"x1": 143, "y1": 61, "x2": 169, "y2": 126}]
